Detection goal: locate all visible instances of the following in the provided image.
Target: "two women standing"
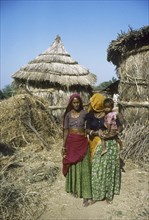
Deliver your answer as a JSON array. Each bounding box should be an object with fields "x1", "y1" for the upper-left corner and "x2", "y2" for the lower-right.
[{"x1": 62, "y1": 93, "x2": 122, "y2": 206}]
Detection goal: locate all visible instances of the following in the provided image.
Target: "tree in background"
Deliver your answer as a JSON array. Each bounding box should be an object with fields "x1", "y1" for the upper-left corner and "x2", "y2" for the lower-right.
[
  {"x1": 0, "y1": 90, "x2": 5, "y2": 100},
  {"x1": 0, "y1": 84, "x2": 15, "y2": 100},
  {"x1": 94, "y1": 77, "x2": 117, "y2": 91}
]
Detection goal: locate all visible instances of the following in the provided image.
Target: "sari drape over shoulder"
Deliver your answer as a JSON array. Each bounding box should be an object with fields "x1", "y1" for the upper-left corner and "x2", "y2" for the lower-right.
[{"x1": 89, "y1": 136, "x2": 102, "y2": 160}]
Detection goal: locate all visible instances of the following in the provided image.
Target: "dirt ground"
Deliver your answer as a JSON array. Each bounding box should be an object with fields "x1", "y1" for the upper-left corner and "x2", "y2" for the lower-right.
[
  {"x1": 1, "y1": 139, "x2": 148, "y2": 220},
  {"x1": 39, "y1": 144, "x2": 149, "y2": 220}
]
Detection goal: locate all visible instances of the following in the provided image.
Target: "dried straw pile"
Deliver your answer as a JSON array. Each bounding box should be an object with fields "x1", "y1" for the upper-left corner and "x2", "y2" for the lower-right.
[
  {"x1": 0, "y1": 143, "x2": 60, "y2": 220},
  {"x1": 120, "y1": 121, "x2": 149, "y2": 168},
  {"x1": 0, "y1": 170, "x2": 46, "y2": 220},
  {"x1": 0, "y1": 94, "x2": 62, "y2": 220},
  {"x1": 0, "y1": 94, "x2": 59, "y2": 149}
]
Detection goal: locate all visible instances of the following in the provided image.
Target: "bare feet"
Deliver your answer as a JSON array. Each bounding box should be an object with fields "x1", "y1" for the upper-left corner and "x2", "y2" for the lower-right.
[
  {"x1": 89, "y1": 200, "x2": 97, "y2": 205},
  {"x1": 83, "y1": 199, "x2": 90, "y2": 207},
  {"x1": 71, "y1": 193, "x2": 78, "y2": 198},
  {"x1": 105, "y1": 198, "x2": 113, "y2": 204}
]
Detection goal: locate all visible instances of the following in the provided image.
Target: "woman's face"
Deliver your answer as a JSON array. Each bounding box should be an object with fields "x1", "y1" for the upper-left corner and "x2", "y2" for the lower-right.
[{"x1": 72, "y1": 97, "x2": 81, "y2": 111}]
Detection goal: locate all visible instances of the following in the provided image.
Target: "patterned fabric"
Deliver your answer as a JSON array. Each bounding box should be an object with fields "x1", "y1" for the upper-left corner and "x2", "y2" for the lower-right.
[
  {"x1": 88, "y1": 93, "x2": 106, "y2": 112},
  {"x1": 92, "y1": 139, "x2": 121, "y2": 201},
  {"x1": 89, "y1": 136, "x2": 101, "y2": 161},
  {"x1": 65, "y1": 148, "x2": 92, "y2": 199},
  {"x1": 64, "y1": 109, "x2": 87, "y2": 129},
  {"x1": 86, "y1": 112, "x2": 106, "y2": 131},
  {"x1": 104, "y1": 111, "x2": 118, "y2": 129}
]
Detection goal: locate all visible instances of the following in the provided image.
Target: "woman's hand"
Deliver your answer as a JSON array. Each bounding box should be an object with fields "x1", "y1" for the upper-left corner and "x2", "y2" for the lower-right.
[
  {"x1": 98, "y1": 129, "x2": 104, "y2": 138},
  {"x1": 89, "y1": 130, "x2": 98, "y2": 137},
  {"x1": 86, "y1": 129, "x2": 100, "y2": 138},
  {"x1": 62, "y1": 129, "x2": 68, "y2": 158}
]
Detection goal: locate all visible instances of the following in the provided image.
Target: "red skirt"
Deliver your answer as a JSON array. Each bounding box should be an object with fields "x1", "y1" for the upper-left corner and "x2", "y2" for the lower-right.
[{"x1": 62, "y1": 133, "x2": 88, "y2": 176}]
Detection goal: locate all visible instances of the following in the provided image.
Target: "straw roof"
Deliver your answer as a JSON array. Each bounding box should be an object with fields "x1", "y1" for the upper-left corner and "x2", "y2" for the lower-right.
[
  {"x1": 12, "y1": 35, "x2": 96, "y2": 87},
  {"x1": 107, "y1": 25, "x2": 149, "y2": 66}
]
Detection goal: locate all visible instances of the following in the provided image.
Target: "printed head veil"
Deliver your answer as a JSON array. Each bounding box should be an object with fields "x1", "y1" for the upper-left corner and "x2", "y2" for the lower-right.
[{"x1": 88, "y1": 93, "x2": 106, "y2": 112}]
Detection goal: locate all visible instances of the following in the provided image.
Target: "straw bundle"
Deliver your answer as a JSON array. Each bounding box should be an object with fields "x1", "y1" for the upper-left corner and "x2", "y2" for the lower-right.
[
  {"x1": 120, "y1": 121, "x2": 149, "y2": 168},
  {"x1": 0, "y1": 94, "x2": 61, "y2": 220},
  {"x1": 0, "y1": 94, "x2": 59, "y2": 149}
]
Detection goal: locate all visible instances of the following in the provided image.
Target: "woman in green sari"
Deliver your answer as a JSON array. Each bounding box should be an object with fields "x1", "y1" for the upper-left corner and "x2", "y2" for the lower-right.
[
  {"x1": 62, "y1": 93, "x2": 92, "y2": 207},
  {"x1": 86, "y1": 93, "x2": 122, "y2": 203}
]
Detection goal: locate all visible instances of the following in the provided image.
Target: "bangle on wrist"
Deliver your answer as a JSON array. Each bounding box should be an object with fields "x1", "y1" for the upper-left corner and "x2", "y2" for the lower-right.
[
  {"x1": 95, "y1": 131, "x2": 98, "y2": 135},
  {"x1": 90, "y1": 130, "x2": 93, "y2": 135}
]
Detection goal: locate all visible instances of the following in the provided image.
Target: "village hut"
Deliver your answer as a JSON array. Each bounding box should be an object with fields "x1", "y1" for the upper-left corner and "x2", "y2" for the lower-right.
[
  {"x1": 107, "y1": 25, "x2": 149, "y2": 124},
  {"x1": 101, "y1": 80, "x2": 120, "y2": 97},
  {"x1": 12, "y1": 35, "x2": 96, "y2": 119}
]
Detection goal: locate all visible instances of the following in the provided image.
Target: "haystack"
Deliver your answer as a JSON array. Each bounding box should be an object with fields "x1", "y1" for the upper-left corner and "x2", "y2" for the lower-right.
[
  {"x1": 0, "y1": 94, "x2": 58, "y2": 149},
  {"x1": 107, "y1": 25, "x2": 149, "y2": 124},
  {"x1": 0, "y1": 94, "x2": 62, "y2": 220},
  {"x1": 12, "y1": 35, "x2": 96, "y2": 119}
]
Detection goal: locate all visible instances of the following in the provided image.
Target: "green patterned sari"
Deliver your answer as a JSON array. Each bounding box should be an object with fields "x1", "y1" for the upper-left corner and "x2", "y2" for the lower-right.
[{"x1": 92, "y1": 140, "x2": 121, "y2": 201}]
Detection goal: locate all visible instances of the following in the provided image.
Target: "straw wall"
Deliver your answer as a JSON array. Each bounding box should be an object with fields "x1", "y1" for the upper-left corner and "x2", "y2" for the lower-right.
[
  {"x1": 118, "y1": 49, "x2": 149, "y2": 124},
  {"x1": 15, "y1": 83, "x2": 92, "y2": 121}
]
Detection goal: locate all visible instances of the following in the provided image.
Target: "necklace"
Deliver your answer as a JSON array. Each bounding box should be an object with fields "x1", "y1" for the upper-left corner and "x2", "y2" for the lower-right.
[{"x1": 71, "y1": 110, "x2": 80, "y2": 118}]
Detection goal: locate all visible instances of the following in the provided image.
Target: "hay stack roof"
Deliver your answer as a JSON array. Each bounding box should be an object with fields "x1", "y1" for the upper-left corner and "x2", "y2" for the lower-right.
[
  {"x1": 12, "y1": 35, "x2": 96, "y2": 86},
  {"x1": 107, "y1": 25, "x2": 149, "y2": 66}
]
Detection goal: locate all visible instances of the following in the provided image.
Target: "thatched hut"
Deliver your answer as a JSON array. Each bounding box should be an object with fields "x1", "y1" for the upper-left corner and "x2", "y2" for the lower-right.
[
  {"x1": 107, "y1": 26, "x2": 149, "y2": 124},
  {"x1": 12, "y1": 35, "x2": 96, "y2": 118}
]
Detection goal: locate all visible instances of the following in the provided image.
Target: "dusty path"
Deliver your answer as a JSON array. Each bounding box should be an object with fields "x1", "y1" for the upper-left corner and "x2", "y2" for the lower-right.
[{"x1": 40, "y1": 159, "x2": 148, "y2": 220}]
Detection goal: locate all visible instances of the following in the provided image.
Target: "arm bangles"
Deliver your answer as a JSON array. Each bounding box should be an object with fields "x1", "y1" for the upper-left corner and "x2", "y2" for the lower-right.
[{"x1": 89, "y1": 130, "x2": 93, "y2": 135}]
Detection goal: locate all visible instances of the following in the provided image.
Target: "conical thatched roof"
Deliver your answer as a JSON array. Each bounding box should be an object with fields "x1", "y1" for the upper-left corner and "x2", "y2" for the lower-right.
[{"x1": 12, "y1": 35, "x2": 96, "y2": 86}]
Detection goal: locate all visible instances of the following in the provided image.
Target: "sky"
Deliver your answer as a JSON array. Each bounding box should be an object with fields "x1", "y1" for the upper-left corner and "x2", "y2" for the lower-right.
[{"x1": 0, "y1": 0, "x2": 149, "y2": 89}]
